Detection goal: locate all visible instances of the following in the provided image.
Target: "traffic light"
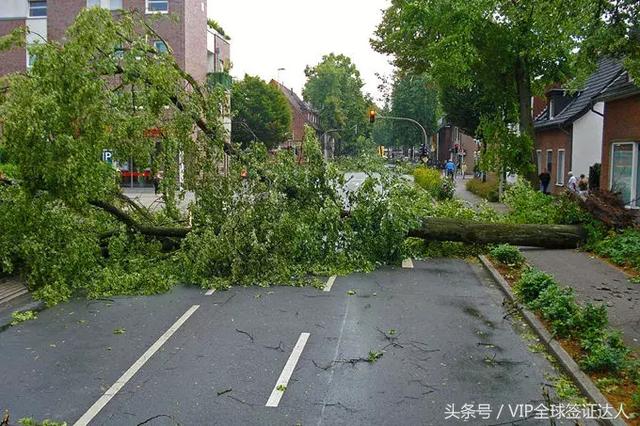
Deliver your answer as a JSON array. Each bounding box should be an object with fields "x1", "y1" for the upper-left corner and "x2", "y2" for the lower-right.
[{"x1": 369, "y1": 110, "x2": 376, "y2": 123}]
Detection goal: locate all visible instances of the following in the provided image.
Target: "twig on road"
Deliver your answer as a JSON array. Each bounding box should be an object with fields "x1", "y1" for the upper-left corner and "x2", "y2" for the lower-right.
[
  {"x1": 137, "y1": 414, "x2": 181, "y2": 426},
  {"x1": 264, "y1": 341, "x2": 286, "y2": 352},
  {"x1": 217, "y1": 388, "x2": 232, "y2": 396},
  {"x1": 235, "y1": 328, "x2": 254, "y2": 343}
]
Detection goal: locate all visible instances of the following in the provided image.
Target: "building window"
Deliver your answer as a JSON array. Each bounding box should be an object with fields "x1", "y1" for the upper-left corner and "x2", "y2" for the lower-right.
[
  {"x1": 87, "y1": 0, "x2": 123, "y2": 9},
  {"x1": 29, "y1": 0, "x2": 47, "y2": 17},
  {"x1": 610, "y1": 142, "x2": 639, "y2": 208},
  {"x1": 556, "y1": 149, "x2": 565, "y2": 185},
  {"x1": 146, "y1": 0, "x2": 168, "y2": 13},
  {"x1": 153, "y1": 40, "x2": 168, "y2": 53},
  {"x1": 536, "y1": 150, "x2": 542, "y2": 173},
  {"x1": 27, "y1": 52, "x2": 37, "y2": 68},
  {"x1": 546, "y1": 150, "x2": 553, "y2": 175}
]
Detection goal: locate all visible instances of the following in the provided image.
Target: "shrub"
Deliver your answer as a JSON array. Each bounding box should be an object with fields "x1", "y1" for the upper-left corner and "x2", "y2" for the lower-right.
[
  {"x1": 490, "y1": 244, "x2": 525, "y2": 267},
  {"x1": 413, "y1": 167, "x2": 453, "y2": 200},
  {"x1": 633, "y1": 388, "x2": 640, "y2": 411},
  {"x1": 465, "y1": 176, "x2": 501, "y2": 202},
  {"x1": 574, "y1": 303, "x2": 608, "y2": 336},
  {"x1": 592, "y1": 229, "x2": 640, "y2": 272},
  {"x1": 580, "y1": 330, "x2": 629, "y2": 373},
  {"x1": 514, "y1": 268, "x2": 557, "y2": 304},
  {"x1": 503, "y1": 180, "x2": 590, "y2": 225},
  {"x1": 529, "y1": 285, "x2": 579, "y2": 338}
]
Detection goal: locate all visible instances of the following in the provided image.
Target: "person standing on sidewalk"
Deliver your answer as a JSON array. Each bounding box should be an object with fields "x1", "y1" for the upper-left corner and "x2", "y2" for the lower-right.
[
  {"x1": 539, "y1": 169, "x2": 551, "y2": 194},
  {"x1": 567, "y1": 171, "x2": 578, "y2": 193}
]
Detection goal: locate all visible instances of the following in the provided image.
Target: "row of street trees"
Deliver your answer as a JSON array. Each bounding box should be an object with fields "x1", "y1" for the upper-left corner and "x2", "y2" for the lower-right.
[
  {"x1": 372, "y1": 0, "x2": 639, "y2": 176},
  {"x1": 229, "y1": 54, "x2": 376, "y2": 156}
]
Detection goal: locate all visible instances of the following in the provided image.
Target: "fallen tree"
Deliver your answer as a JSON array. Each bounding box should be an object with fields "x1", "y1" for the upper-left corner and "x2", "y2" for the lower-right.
[
  {"x1": 0, "y1": 10, "x2": 594, "y2": 306},
  {"x1": 408, "y1": 218, "x2": 586, "y2": 249}
]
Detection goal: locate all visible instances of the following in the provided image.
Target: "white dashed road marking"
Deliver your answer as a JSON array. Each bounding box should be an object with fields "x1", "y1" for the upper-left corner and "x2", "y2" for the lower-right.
[
  {"x1": 266, "y1": 332, "x2": 310, "y2": 407},
  {"x1": 323, "y1": 276, "x2": 337, "y2": 292},
  {"x1": 73, "y1": 305, "x2": 200, "y2": 426},
  {"x1": 205, "y1": 289, "x2": 216, "y2": 296},
  {"x1": 402, "y1": 258, "x2": 414, "y2": 269}
]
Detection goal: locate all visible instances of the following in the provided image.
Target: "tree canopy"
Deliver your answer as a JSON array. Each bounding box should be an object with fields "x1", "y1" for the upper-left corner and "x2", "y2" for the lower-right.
[
  {"x1": 231, "y1": 75, "x2": 292, "y2": 149},
  {"x1": 371, "y1": 0, "x2": 638, "y2": 174},
  {"x1": 302, "y1": 53, "x2": 369, "y2": 155},
  {"x1": 390, "y1": 74, "x2": 439, "y2": 148}
]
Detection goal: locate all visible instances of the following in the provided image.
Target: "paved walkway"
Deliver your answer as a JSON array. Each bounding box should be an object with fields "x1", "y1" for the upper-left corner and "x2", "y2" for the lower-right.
[
  {"x1": 452, "y1": 177, "x2": 639, "y2": 351},
  {"x1": 452, "y1": 176, "x2": 509, "y2": 214}
]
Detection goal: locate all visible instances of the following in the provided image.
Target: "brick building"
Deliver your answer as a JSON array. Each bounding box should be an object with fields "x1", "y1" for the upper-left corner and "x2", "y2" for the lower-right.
[
  {"x1": 0, "y1": 0, "x2": 232, "y2": 185},
  {"x1": 597, "y1": 71, "x2": 640, "y2": 209},
  {"x1": 435, "y1": 122, "x2": 479, "y2": 173},
  {"x1": 0, "y1": 0, "x2": 226, "y2": 83},
  {"x1": 533, "y1": 59, "x2": 622, "y2": 193},
  {"x1": 271, "y1": 80, "x2": 334, "y2": 156}
]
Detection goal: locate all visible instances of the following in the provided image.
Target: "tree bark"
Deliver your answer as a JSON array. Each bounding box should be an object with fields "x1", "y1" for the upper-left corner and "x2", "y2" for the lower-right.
[
  {"x1": 408, "y1": 218, "x2": 586, "y2": 249},
  {"x1": 515, "y1": 56, "x2": 534, "y2": 142},
  {"x1": 89, "y1": 200, "x2": 191, "y2": 238},
  {"x1": 91, "y1": 200, "x2": 586, "y2": 249}
]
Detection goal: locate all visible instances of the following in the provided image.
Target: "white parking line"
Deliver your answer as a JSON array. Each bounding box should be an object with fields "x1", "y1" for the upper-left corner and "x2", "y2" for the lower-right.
[
  {"x1": 265, "y1": 332, "x2": 310, "y2": 407},
  {"x1": 323, "y1": 276, "x2": 337, "y2": 292},
  {"x1": 73, "y1": 305, "x2": 200, "y2": 426},
  {"x1": 205, "y1": 289, "x2": 216, "y2": 296},
  {"x1": 402, "y1": 258, "x2": 414, "y2": 269}
]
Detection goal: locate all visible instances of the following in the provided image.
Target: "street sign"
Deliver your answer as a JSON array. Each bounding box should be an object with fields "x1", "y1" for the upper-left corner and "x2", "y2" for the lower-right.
[{"x1": 102, "y1": 149, "x2": 113, "y2": 165}]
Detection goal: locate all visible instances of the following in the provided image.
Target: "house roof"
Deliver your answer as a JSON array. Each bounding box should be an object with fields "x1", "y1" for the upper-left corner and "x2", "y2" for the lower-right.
[
  {"x1": 534, "y1": 58, "x2": 624, "y2": 130},
  {"x1": 595, "y1": 71, "x2": 640, "y2": 102},
  {"x1": 271, "y1": 80, "x2": 321, "y2": 131}
]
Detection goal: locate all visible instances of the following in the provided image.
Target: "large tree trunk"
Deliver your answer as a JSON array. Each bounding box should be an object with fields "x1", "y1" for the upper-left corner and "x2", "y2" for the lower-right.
[
  {"x1": 408, "y1": 218, "x2": 586, "y2": 249},
  {"x1": 515, "y1": 56, "x2": 534, "y2": 142}
]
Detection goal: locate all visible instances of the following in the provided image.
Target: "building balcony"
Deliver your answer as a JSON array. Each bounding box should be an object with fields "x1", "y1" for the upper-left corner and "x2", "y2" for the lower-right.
[{"x1": 207, "y1": 72, "x2": 232, "y2": 90}]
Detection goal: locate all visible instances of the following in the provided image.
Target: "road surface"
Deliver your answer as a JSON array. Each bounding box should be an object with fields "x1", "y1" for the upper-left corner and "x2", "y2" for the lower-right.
[{"x1": 0, "y1": 259, "x2": 580, "y2": 425}]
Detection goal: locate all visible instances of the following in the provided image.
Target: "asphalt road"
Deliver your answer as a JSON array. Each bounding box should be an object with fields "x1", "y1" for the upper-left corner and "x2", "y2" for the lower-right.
[{"x1": 0, "y1": 259, "x2": 577, "y2": 425}]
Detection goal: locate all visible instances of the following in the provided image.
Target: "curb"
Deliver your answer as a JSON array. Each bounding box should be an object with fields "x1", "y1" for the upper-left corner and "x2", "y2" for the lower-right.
[
  {"x1": 0, "y1": 300, "x2": 47, "y2": 333},
  {"x1": 478, "y1": 255, "x2": 627, "y2": 426}
]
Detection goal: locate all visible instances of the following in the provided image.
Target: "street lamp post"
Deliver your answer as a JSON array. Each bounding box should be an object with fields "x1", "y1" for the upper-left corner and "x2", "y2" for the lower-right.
[{"x1": 377, "y1": 115, "x2": 430, "y2": 161}]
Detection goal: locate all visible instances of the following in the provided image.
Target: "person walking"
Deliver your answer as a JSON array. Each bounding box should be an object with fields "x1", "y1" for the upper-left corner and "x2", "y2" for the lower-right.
[
  {"x1": 461, "y1": 163, "x2": 467, "y2": 179},
  {"x1": 539, "y1": 169, "x2": 551, "y2": 194}
]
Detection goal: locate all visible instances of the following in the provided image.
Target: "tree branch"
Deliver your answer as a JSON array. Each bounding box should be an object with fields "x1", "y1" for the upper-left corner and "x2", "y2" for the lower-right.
[{"x1": 89, "y1": 199, "x2": 191, "y2": 238}]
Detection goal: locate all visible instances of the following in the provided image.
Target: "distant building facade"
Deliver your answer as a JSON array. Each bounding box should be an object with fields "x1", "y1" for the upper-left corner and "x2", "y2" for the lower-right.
[
  {"x1": 435, "y1": 122, "x2": 479, "y2": 173},
  {"x1": 0, "y1": 0, "x2": 219, "y2": 82},
  {"x1": 270, "y1": 80, "x2": 334, "y2": 157}
]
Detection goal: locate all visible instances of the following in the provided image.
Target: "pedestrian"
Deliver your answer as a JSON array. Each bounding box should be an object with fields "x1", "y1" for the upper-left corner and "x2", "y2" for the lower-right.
[
  {"x1": 578, "y1": 174, "x2": 589, "y2": 193},
  {"x1": 153, "y1": 171, "x2": 163, "y2": 195},
  {"x1": 567, "y1": 171, "x2": 578, "y2": 193},
  {"x1": 445, "y1": 159, "x2": 456, "y2": 181},
  {"x1": 538, "y1": 169, "x2": 551, "y2": 194},
  {"x1": 461, "y1": 163, "x2": 467, "y2": 179}
]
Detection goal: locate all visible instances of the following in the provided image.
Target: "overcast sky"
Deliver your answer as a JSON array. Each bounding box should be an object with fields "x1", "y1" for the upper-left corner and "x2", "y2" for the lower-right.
[{"x1": 207, "y1": 0, "x2": 394, "y2": 103}]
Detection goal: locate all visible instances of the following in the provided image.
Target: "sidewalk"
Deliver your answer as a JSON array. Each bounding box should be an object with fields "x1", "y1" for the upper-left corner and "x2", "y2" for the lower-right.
[
  {"x1": 452, "y1": 176, "x2": 509, "y2": 214},
  {"x1": 452, "y1": 177, "x2": 639, "y2": 352}
]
